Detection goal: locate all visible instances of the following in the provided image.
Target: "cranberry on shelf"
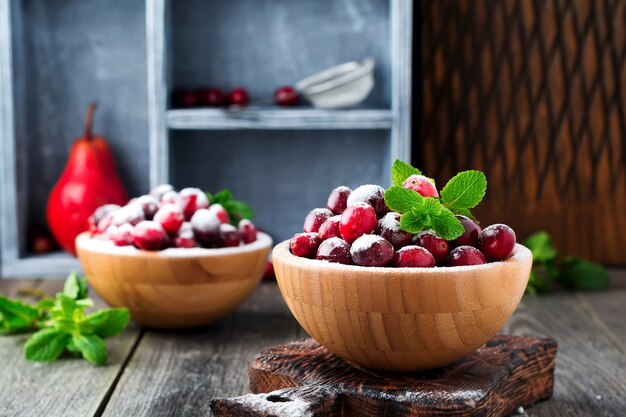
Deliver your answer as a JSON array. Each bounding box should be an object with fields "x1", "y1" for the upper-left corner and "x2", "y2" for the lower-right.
[
  {"x1": 196, "y1": 88, "x2": 226, "y2": 107},
  {"x1": 227, "y1": 88, "x2": 249, "y2": 106},
  {"x1": 290, "y1": 233, "x2": 321, "y2": 258},
  {"x1": 150, "y1": 184, "x2": 174, "y2": 201},
  {"x1": 413, "y1": 231, "x2": 449, "y2": 266},
  {"x1": 135, "y1": 195, "x2": 160, "y2": 220},
  {"x1": 172, "y1": 89, "x2": 198, "y2": 108},
  {"x1": 179, "y1": 187, "x2": 210, "y2": 221},
  {"x1": 111, "y1": 204, "x2": 145, "y2": 227},
  {"x1": 219, "y1": 224, "x2": 240, "y2": 247},
  {"x1": 393, "y1": 245, "x2": 435, "y2": 268},
  {"x1": 238, "y1": 219, "x2": 257, "y2": 244},
  {"x1": 318, "y1": 215, "x2": 341, "y2": 240},
  {"x1": 448, "y1": 246, "x2": 487, "y2": 266},
  {"x1": 274, "y1": 86, "x2": 300, "y2": 106},
  {"x1": 476, "y1": 224, "x2": 516, "y2": 261},
  {"x1": 402, "y1": 175, "x2": 439, "y2": 198},
  {"x1": 451, "y1": 215, "x2": 482, "y2": 248},
  {"x1": 346, "y1": 184, "x2": 389, "y2": 217},
  {"x1": 376, "y1": 212, "x2": 412, "y2": 249},
  {"x1": 133, "y1": 221, "x2": 168, "y2": 251},
  {"x1": 339, "y1": 202, "x2": 377, "y2": 244},
  {"x1": 350, "y1": 235, "x2": 394, "y2": 267},
  {"x1": 88, "y1": 204, "x2": 121, "y2": 234},
  {"x1": 316, "y1": 237, "x2": 352, "y2": 264},
  {"x1": 191, "y1": 208, "x2": 221, "y2": 246},
  {"x1": 326, "y1": 186, "x2": 352, "y2": 215},
  {"x1": 303, "y1": 208, "x2": 334, "y2": 233}
]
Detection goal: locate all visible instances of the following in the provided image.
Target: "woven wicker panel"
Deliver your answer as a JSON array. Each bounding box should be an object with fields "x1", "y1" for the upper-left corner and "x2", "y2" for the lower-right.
[{"x1": 420, "y1": 0, "x2": 626, "y2": 264}]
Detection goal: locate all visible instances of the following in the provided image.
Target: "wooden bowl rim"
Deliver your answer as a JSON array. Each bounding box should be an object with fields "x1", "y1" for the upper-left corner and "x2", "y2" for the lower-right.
[
  {"x1": 273, "y1": 240, "x2": 532, "y2": 275},
  {"x1": 76, "y1": 231, "x2": 273, "y2": 258}
]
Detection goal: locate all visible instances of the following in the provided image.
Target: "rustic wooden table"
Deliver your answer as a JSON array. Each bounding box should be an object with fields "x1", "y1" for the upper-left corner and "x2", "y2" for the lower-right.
[{"x1": 1, "y1": 274, "x2": 625, "y2": 417}]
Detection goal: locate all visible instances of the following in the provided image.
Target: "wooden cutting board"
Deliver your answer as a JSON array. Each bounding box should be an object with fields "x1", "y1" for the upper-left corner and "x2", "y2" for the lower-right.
[{"x1": 211, "y1": 335, "x2": 557, "y2": 417}]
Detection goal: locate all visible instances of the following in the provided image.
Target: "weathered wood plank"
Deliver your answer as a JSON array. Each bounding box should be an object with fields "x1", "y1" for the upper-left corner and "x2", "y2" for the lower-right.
[
  {"x1": 501, "y1": 294, "x2": 626, "y2": 416},
  {"x1": 0, "y1": 280, "x2": 142, "y2": 417},
  {"x1": 100, "y1": 283, "x2": 299, "y2": 417}
]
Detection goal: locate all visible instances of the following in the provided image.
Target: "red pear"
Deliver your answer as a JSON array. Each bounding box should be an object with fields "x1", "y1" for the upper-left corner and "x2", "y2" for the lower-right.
[{"x1": 47, "y1": 103, "x2": 129, "y2": 255}]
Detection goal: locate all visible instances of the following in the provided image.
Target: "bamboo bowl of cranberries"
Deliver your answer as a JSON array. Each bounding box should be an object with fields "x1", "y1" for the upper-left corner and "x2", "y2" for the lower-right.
[
  {"x1": 273, "y1": 161, "x2": 533, "y2": 371},
  {"x1": 75, "y1": 185, "x2": 271, "y2": 329}
]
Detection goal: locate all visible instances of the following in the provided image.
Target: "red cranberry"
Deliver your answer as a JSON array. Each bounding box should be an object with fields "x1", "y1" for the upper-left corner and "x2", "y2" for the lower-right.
[
  {"x1": 153, "y1": 204, "x2": 184, "y2": 235},
  {"x1": 449, "y1": 246, "x2": 487, "y2": 266},
  {"x1": 208, "y1": 204, "x2": 230, "y2": 224},
  {"x1": 227, "y1": 88, "x2": 249, "y2": 106},
  {"x1": 290, "y1": 233, "x2": 321, "y2": 258},
  {"x1": 135, "y1": 195, "x2": 160, "y2": 220},
  {"x1": 264, "y1": 261, "x2": 275, "y2": 280},
  {"x1": 274, "y1": 86, "x2": 300, "y2": 106},
  {"x1": 339, "y1": 202, "x2": 377, "y2": 244},
  {"x1": 414, "y1": 231, "x2": 449, "y2": 265},
  {"x1": 350, "y1": 235, "x2": 395, "y2": 267},
  {"x1": 346, "y1": 184, "x2": 389, "y2": 217},
  {"x1": 402, "y1": 175, "x2": 439, "y2": 197},
  {"x1": 316, "y1": 237, "x2": 352, "y2": 264},
  {"x1": 476, "y1": 224, "x2": 516, "y2": 261},
  {"x1": 172, "y1": 89, "x2": 198, "y2": 108},
  {"x1": 219, "y1": 224, "x2": 240, "y2": 247},
  {"x1": 393, "y1": 245, "x2": 435, "y2": 267},
  {"x1": 111, "y1": 204, "x2": 145, "y2": 227},
  {"x1": 96, "y1": 213, "x2": 115, "y2": 235},
  {"x1": 326, "y1": 186, "x2": 352, "y2": 215},
  {"x1": 110, "y1": 223, "x2": 134, "y2": 246},
  {"x1": 161, "y1": 190, "x2": 181, "y2": 207},
  {"x1": 150, "y1": 184, "x2": 174, "y2": 201},
  {"x1": 451, "y1": 215, "x2": 482, "y2": 247},
  {"x1": 318, "y1": 215, "x2": 341, "y2": 240},
  {"x1": 179, "y1": 187, "x2": 210, "y2": 221},
  {"x1": 376, "y1": 212, "x2": 412, "y2": 249},
  {"x1": 303, "y1": 208, "x2": 334, "y2": 233},
  {"x1": 237, "y1": 219, "x2": 257, "y2": 244},
  {"x1": 133, "y1": 221, "x2": 168, "y2": 251},
  {"x1": 196, "y1": 88, "x2": 225, "y2": 106},
  {"x1": 88, "y1": 204, "x2": 121, "y2": 234},
  {"x1": 191, "y1": 208, "x2": 221, "y2": 246},
  {"x1": 172, "y1": 222, "x2": 196, "y2": 248}
]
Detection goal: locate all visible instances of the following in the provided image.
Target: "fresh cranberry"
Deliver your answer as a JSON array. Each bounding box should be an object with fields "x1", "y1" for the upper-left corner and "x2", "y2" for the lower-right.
[
  {"x1": 172, "y1": 89, "x2": 198, "y2": 108},
  {"x1": 153, "y1": 204, "x2": 184, "y2": 235},
  {"x1": 111, "y1": 204, "x2": 145, "y2": 227},
  {"x1": 208, "y1": 203, "x2": 230, "y2": 224},
  {"x1": 451, "y1": 215, "x2": 482, "y2": 247},
  {"x1": 339, "y1": 203, "x2": 377, "y2": 244},
  {"x1": 88, "y1": 204, "x2": 121, "y2": 234},
  {"x1": 150, "y1": 184, "x2": 174, "y2": 201},
  {"x1": 326, "y1": 186, "x2": 352, "y2": 215},
  {"x1": 191, "y1": 208, "x2": 221, "y2": 245},
  {"x1": 135, "y1": 195, "x2": 160, "y2": 220},
  {"x1": 350, "y1": 235, "x2": 395, "y2": 267},
  {"x1": 414, "y1": 231, "x2": 449, "y2": 265},
  {"x1": 476, "y1": 224, "x2": 516, "y2": 261},
  {"x1": 96, "y1": 213, "x2": 115, "y2": 235},
  {"x1": 172, "y1": 222, "x2": 196, "y2": 248},
  {"x1": 110, "y1": 223, "x2": 134, "y2": 246},
  {"x1": 393, "y1": 245, "x2": 435, "y2": 267},
  {"x1": 274, "y1": 86, "x2": 300, "y2": 106},
  {"x1": 179, "y1": 188, "x2": 210, "y2": 221},
  {"x1": 227, "y1": 88, "x2": 249, "y2": 106},
  {"x1": 219, "y1": 224, "x2": 240, "y2": 247},
  {"x1": 347, "y1": 184, "x2": 389, "y2": 217},
  {"x1": 316, "y1": 237, "x2": 352, "y2": 264},
  {"x1": 237, "y1": 219, "x2": 257, "y2": 244},
  {"x1": 318, "y1": 215, "x2": 341, "y2": 240},
  {"x1": 402, "y1": 174, "x2": 439, "y2": 197},
  {"x1": 196, "y1": 88, "x2": 225, "y2": 106},
  {"x1": 376, "y1": 212, "x2": 412, "y2": 249},
  {"x1": 449, "y1": 246, "x2": 487, "y2": 266},
  {"x1": 303, "y1": 208, "x2": 334, "y2": 233},
  {"x1": 161, "y1": 190, "x2": 181, "y2": 207},
  {"x1": 133, "y1": 221, "x2": 168, "y2": 251},
  {"x1": 290, "y1": 233, "x2": 322, "y2": 258}
]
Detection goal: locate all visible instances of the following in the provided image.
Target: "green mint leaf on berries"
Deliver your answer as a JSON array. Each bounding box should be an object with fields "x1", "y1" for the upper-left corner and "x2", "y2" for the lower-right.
[
  {"x1": 384, "y1": 186, "x2": 423, "y2": 213},
  {"x1": 24, "y1": 328, "x2": 70, "y2": 362},
  {"x1": 392, "y1": 159, "x2": 422, "y2": 187},
  {"x1": 206, "y1": 189, "x2": 255, "y2": 225},
  {"x1": 440, "y1": 170, "x2": 487, "y2": 214}
]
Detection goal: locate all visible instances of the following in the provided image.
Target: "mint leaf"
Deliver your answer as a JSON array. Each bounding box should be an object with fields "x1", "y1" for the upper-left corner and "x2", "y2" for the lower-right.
[
  {"x1": 399, "y1": 212, "x2": 426, "y2": 233},
  {"x1": 0, "y1": 295, "x2": 39, "y2": 332},
  {"x1": 63, "y1": 272, "x2": 88, "y2": 300},
  {"x1": 392, "y1": 159, "x2": 422, "y2": 187},
  {"x1": 441, "y1": 170, "x2": 487, "y2": 211},
  {"x1": 384, "y1": 186, "x2": 423, "y2": 213},
  {"x1": 223, "y1": 200, "x2": 255, "y2": 225},
  {"x1": 453, "y1": 207, "x2": 478, "y2": 222},
  {"x1": 524, "y1": 232, "x2": 558, "y2": 263},
  {"x1": 429, "y1": 203, "x2": 465, "y2": 240},
  {"x1": 558, "y1": 258, "x2": 610, "y2": 290},
  {"x1": 211, "y1": 189, "x2": 233, "y2": 205},
  {"x1": 73, "y1": 334, "x2": 108, "y2": 365},
  {"x1": 24, "y1": 328, "x2": 70, "y2": 362},
  {"x1": 80, "y1": 308, "x2": 130, "y2": 338}
]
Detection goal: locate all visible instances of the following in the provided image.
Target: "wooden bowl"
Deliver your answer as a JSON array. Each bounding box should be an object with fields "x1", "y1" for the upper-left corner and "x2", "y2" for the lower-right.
[
  {"x1": 76, "y1": 232, "x2": 272, "y2": 329},
  {"x1": 273, "y1": 241, "x2": 532, "y2": 371}
]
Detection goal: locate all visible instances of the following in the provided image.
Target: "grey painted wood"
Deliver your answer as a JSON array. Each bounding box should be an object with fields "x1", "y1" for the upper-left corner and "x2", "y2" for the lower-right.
[
  {"x1": 170, "y1": 129, "x2": 390, "y2": 243},
  {"x1": 390, "y1": 0, "x2": 412, "y2": 163},
  {"x1": 168, "y1": 108, "x2": 393, "y2": 130},
  {"x1": 100, "y1": 283, "x2": 300, "y2": 417},
  {"x1": 1, "y1": 252, "x2": 81, "y2": 279},
  {"x1": 502, "y1": 294, "x2": 626, "y2": 416}
]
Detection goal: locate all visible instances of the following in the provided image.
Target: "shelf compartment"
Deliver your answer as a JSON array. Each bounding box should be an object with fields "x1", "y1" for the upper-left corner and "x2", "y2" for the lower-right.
[
  {"x1": 167, "y1": 108, "x2": 393, "y2": 130},
  {"x1": 2, "y1": 252, "x2": 81, "y2": 279}
]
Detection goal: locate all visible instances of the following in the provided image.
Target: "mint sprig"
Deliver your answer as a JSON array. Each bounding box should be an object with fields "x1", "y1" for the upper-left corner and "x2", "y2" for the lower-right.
[
  {"x1": 392, "y1": 160, "x2": 422, "y2": 187},
  {"x1": 0, "y1": 273, "x2": 130, "y2": 365},
  {"x1": 440, "y1": 170, "x2": 487, "y2": 216},
  {"x1": 206, "y1": 189, "x2": 255, "y2": 226}
]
